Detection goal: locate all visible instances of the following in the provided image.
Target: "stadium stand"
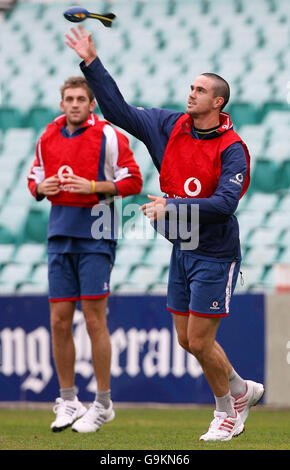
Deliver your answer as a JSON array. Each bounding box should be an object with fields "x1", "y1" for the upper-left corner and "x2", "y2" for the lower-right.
[{"x1": 0, "y1": 0, "x2": 290, "y2": 294}]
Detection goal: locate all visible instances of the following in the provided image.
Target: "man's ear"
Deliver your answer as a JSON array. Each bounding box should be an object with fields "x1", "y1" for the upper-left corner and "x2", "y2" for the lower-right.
[
  {"x1": 214, "y1": 96, "x2": 224, "y2": 110},
  {"x1": 89, "y1": 99, "x2": 96, "y2": 113},
  {"x1": 60, "y1": 100, "x2": 64, "y2": 112}
]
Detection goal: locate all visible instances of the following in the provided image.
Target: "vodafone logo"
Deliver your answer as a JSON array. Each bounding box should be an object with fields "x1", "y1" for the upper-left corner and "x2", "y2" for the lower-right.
[
  {"x1": 184, "y1": 177, "x2": 202, "y2": 197},
  {"x1": 229, "y1": 172, "x2": 244, "y2": 187},
  {"x1": 58, "y1": 165, "x2": 73, "y2": 191},
  {"x1": 58, "y1": 165, "x2": 73, "y2": 182},
  {"x1": 236, "y1": 173, "x2": 244, "y2": 183},
  {"x1": 210, "y1": 301, "x2": 220, "y2": 310}
]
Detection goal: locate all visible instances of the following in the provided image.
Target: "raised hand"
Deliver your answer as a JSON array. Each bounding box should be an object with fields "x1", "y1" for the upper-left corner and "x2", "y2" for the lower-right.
[{"x1": 65, "y1": 25, "x2": 97, "y2": 66}]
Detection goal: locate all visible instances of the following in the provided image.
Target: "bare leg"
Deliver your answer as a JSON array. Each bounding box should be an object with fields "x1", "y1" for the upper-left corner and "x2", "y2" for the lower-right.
[
  {"x1": 187, "y1": 315, "x2": 229, "y2": 397},
  {"x1": 173, "y1": 314, "x2": 233, "y2": 377},
  {"x1": 81, "y1": 297, "x2": 111, "y2": 391},
  {"x1": 50, "y1": 301, "x2": 76, "y2": 389},
  {"x1": 173, "y1": 314, "x2": 190, "y2": 352},
  {"x1": 213, "y1": 341, "x2": 233, "y2": 377}
]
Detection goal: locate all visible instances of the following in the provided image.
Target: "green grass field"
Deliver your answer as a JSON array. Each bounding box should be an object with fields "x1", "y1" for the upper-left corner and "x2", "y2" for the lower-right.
[{"x1": 0, "y1": 406, "x2": 290, "y2": 451}]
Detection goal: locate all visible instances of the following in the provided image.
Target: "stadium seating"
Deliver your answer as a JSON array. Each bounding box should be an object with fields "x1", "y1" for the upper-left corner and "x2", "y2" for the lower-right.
[{"x1": 0, "y1": 0, "x2": 290, "y2": 294}]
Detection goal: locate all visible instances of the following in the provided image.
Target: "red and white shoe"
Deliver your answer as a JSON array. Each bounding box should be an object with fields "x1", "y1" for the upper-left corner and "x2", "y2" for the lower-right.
[
  {"x1": 233, "y1": 380, "x2": 264, "y2": 423},
  {"x1": 200, "y1": 410, "x2": 244, "y2": 441}
]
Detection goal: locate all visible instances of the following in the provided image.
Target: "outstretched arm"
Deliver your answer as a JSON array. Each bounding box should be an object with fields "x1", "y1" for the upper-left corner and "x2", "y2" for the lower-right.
[
  {"x1": 65, "y1": 25, "x2": 159, "y2": 139},
  {"x1": 64, "y1": 25, "x2": 182, "y2": 171}
]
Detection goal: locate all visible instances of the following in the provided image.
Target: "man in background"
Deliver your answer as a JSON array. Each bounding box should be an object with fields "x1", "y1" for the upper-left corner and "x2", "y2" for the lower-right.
[{"x1": 28, "y1": 76, "x2": 142, "y2": 433}]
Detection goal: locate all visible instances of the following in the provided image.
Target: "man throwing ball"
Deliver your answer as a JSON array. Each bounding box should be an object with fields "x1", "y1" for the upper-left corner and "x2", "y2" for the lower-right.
[{"x1": 65, "y1": 25, "x2": 264, "y2": 442}]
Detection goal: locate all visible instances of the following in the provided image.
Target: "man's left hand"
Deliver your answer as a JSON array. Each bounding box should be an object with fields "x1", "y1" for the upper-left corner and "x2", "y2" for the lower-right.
[{"x1": 62, "y1": 174, "x2": 93, "y2": 194}]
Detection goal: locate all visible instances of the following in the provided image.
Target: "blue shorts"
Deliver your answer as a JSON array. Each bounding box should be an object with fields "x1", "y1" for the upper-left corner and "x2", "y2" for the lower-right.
[
  {"x1": 48, "y1": 253, "x2": 113, "y2": 302},
  {"x1": 167, "y1": 245, "x2": 240, "y2": 318}
]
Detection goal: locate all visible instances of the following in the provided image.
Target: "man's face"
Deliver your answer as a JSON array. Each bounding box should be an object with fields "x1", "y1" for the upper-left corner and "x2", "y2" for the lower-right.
[
  {"x1": 186, "y1": 75, "x2": 221, "y2": 118},
  {"x1": 60, "y1": 87, "x2": 95, "y2": 127}
]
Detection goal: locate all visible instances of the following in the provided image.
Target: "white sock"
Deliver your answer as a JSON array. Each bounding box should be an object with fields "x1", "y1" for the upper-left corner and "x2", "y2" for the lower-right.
[
  {"x1": 229, "y1": 368, "x2": 247, "y2": 397},
  {"x1": 215, "y1": 391, "x2": 235, "y2": 417}
]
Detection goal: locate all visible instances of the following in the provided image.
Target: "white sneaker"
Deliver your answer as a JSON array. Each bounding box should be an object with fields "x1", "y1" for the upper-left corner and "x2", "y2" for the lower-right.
[
  {"x1": 51, "y1": 397, "x2": 87, "y2": 432},
  {"x1": 233, "y1": 380, "x2": 264, "y2": 423},
  {"x1": 200, "y1": 410, "x2": 244, "y2": 441},
  {"x1": 72, "y1": 400, "x2": 115, "y2": 433}
]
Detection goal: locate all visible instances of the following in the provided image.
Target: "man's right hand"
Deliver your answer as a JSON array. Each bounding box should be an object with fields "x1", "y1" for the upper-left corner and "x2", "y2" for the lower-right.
[
  {"x1": 65, "y1": 25, "x2": 97, "y2": 66},
  {"x1": 37, "y1": 175, "x2": 60, "y2": 197}
]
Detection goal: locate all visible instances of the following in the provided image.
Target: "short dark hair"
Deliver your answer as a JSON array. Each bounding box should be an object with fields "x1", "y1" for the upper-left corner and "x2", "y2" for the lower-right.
[
  {"x1": 60, "y1": 76, "x2": 95, "y2": 102},
  {"x1": 201, "y1": 73, "x2": 230, "y2": 110}
]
